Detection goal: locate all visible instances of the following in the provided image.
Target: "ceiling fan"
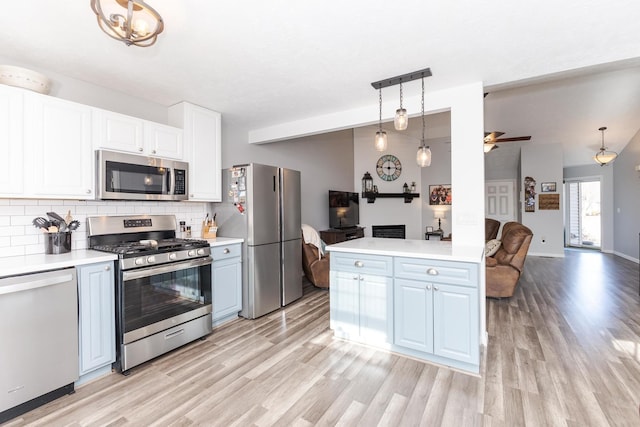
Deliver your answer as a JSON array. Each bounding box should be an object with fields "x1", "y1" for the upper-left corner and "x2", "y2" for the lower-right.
[{"x1": 483, "y1": 131, "x2": 531, "y2": 153}]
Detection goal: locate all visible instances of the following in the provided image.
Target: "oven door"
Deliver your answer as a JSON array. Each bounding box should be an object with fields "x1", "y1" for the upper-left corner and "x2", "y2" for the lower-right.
[{"x1": 120, "y1": 256, "x2": 212, "y2": 345}]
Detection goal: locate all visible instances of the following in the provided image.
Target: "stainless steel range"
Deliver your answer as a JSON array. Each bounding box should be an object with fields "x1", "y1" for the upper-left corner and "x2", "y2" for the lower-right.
[{"x1": 88, "y1": 215, "x2": 212, "y2": 373}]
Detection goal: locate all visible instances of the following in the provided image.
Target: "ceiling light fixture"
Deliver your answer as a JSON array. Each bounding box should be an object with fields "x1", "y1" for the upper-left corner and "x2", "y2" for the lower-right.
[
  {"x1": 371, "y1": 67, "x2": 432, "y2": 154},
  {"x1": 593, "y1": 126, "x2": 617, "y2": 166},
  {"x1": 483, "y1": 142, "x2": 496, "y2": 153},
  {"x1": 374, "y1": 88, "x2": 388, "y2": 152},
  {"x1": 91, "y1": 0, "x2": 164, "y2": 47},
  {"x1": 416, "y1": 76, "x2": 431, "y2": 167},
  {"x1": 394, "y1": 83, "x2": 408, "y2": 131}
]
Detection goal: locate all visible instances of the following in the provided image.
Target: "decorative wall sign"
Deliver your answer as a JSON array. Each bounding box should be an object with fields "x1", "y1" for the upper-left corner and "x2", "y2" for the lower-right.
[
  {"x1": 539, "y1": 193, "x2": 560, "y2": 210},
  {"x1": 429, "y1": 184, "x2": 452, "y2": 205},
  {"x1": 541, "y1": 182, "x2": 556, "y2": 192},
  {"x1": 524, "y1": 176, "x2": 536, "y2": 212}
]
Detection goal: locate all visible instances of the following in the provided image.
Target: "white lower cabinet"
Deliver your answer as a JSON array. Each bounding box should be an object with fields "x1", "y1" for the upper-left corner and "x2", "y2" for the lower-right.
[
  {"x1": 330, "y1": 253, "x2": 393, "y2": 345},
  {"x1": 77, "y1": 262, "x2": 115, "y2": 382},
  {"x1": 211, "y1": 244, "x2": 242, "y2": 325}
]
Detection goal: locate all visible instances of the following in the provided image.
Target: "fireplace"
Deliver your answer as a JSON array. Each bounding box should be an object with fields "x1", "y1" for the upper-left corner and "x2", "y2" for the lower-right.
[{"x1": 372, "y1": 224, "x2": 406, "y2": 239}]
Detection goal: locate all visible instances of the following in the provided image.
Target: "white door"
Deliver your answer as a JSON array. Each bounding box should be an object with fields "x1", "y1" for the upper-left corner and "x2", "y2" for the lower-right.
[{"x1": 485, "y1": 180, "x2": 516, "y2": 224}]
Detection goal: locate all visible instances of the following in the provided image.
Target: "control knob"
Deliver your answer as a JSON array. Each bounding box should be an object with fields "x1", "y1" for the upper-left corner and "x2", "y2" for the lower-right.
[
  {"x1": 169, "y1": 253, "x2": 177, "y2": 260},
  {"x1": 147, "y1": 256, "x2": 156, "y2": 264},
  {"x1": 197, "y1": 248, "x2": 206, "y2": 256},
  {"x1": 135, "y1": 258, "x2": 145, "y2": 266},
  {"x1": 187, "y1": 250, "x2": 196, "y2": 257}
]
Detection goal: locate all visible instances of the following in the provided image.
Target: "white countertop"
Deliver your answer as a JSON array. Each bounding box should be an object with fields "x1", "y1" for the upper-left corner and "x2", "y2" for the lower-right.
[
  {"x1": 0, "y1": 250, "x2": 118, "y2": 278},
  {"x1": 326, "y1": 237, "x2": 484, "y2": 263},
  {"x1": 205, "y1": 237, "x2": 244, "y2": 247}
]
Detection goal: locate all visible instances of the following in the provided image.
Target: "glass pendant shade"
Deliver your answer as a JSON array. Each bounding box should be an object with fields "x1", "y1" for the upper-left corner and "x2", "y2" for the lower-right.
[
  {"x1": 416, "y1": 144, "x2": 431, "y2": 167},
  {"x1": 91, "y1": 0, "x2": 164, "y2": 47},
  {"x1": 593, "y1": 126, "x2": 617, "y2": 166},
  {"x1": 394, "y1": 108, "x2": 408, "y2": 130},
  {"x1": 374, "y1": 130, "x2": 388, "y2": 152}
]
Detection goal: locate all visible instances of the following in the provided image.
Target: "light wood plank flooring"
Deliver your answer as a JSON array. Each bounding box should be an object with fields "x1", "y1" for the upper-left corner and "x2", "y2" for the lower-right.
[{"x1": 3, "y1": 249, "x2": 640, "y2": 426}]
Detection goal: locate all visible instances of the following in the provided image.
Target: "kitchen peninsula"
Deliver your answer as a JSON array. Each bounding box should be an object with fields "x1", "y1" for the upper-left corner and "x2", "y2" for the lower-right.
[{"x1": 327, "y1": 237, "x2": 484, "y2": 374}]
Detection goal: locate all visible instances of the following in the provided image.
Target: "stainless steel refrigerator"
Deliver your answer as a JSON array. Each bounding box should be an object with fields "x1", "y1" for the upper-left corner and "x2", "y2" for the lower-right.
[{"x1": 219, "y1": 163, "x2": 303, "y2": 319}]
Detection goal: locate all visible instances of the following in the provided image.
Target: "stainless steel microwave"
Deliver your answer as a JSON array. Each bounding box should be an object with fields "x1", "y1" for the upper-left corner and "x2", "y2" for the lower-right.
[{"x1": 97, "y1": 150, "x2": 188, "y2": 201}]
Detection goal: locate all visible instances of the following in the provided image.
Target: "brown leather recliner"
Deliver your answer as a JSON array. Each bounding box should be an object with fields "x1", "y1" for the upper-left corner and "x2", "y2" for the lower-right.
[
  {"x1": 486, "y1": 222, "x2": 533, "y2": 298},
  {"x1": 485, "y1": 218, "x2": 500, "y2": 242},
  {"x1": 302, "y1": 239, "x2": 330, "y2": 288}
]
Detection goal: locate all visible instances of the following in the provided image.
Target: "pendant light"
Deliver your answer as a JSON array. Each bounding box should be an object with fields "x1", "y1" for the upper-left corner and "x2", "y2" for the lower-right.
[
  {"x1": 91, "y1": 0, "x2": 164, "y2": 47},
  {"x1": 394, "y1": 83, "x2": 408, "y2": 130},
  {"x1": 593, "y1": 126, "x2": 618, "y2": 166},
  {"x1": 374, "y1": 88, "x2": 388, "y2": 152},
  {"x1": 416, "y1": 76, "x2": 431, "y2": 167}
]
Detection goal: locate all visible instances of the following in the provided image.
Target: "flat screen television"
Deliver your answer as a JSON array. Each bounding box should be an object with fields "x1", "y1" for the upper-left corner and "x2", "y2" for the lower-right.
[{"x1": 329, "y1": 190, "x2": 360, "y2": 229}]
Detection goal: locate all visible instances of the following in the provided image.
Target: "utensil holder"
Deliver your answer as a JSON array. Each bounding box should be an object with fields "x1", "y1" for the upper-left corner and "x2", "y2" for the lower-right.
[{"x1": 44, "y1": 232, "x2": 72, "y2": 254}]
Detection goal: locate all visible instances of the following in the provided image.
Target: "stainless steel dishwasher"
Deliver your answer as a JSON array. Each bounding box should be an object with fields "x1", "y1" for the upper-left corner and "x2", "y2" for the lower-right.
[{"x1": 0, "y1": 268, "x2": 79, "y2": 423}]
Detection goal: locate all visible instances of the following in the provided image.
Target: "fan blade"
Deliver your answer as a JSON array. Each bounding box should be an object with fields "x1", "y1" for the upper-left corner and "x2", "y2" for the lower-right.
[
  {"x1": 484, "y1": 131, "x2": 505, "y2": 142},
  {"x1": 493, "y1": 136, "x2": 532, "y2": 142}
]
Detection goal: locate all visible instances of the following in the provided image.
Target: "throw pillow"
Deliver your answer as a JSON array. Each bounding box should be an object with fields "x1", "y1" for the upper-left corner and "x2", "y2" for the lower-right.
[{"x1": 485, "y1": 239, "x2": 501, "y2": 257}]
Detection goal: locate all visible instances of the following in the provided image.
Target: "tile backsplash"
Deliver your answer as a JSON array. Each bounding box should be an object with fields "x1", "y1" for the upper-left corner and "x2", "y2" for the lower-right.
[{"x1": 0, "y1": 199, "x2": 210, "y2": 257}]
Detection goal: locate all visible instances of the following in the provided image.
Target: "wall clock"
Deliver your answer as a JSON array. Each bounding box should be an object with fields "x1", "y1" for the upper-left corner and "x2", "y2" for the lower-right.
[{"x1": 376, "y1": 154, "x2": 402, "y2": 181}]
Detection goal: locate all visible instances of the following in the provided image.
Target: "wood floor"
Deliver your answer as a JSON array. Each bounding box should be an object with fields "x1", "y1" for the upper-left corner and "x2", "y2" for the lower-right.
[{"x1": 4, "y1": 249, "x2": 640, "y2": 426}]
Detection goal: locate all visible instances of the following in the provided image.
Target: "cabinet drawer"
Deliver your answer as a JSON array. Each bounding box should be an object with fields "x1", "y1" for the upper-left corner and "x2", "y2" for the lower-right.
[
  {"x1": 394, "y1": 257, "x2": 478, "y2": 287},
  {"x1": 211, "y1": 244, "x2": 241, "y2": 260},
  {"x1": 330, "y1": 252, "x2": 392, "y2": 276}
]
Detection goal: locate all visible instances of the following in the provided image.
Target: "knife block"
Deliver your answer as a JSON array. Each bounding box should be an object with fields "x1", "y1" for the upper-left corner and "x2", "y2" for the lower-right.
[{"x1": 202, "y1": 221, "x2": 217, "y2": 239}]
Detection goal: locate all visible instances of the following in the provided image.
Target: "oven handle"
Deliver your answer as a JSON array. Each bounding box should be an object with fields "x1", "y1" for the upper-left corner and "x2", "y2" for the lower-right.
[{"x1": 122, "y1": 256, "x2": 212, "y2": 281}]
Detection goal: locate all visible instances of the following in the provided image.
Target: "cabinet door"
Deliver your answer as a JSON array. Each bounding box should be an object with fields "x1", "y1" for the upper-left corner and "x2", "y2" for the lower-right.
[
  {"x1": 433, "y1": 283, "x2": 478, "y2": 364},
  {"x1": 330, "y1": 270, "x2": 360, "y2": 339},
  {"x1": 0, "y1": 86, "x2": 24, "y2": 196},
  {"x1": 93, "y1": 109, "x2": 144, "y2": 154},
  {"x1": 212, "y1": 257, "x2": 242, "y2": 321},
  {"x1": 77, "y1": 262, "x2": 115, "y2": 375},
  {"x1": 169, "y1": 102, "x2": 221, "y2": 201},
  {"x1": 144, "y1": 121, "x2": 183, "y2": 159},
  {"x1": 359, "y1": 274, "x2": 392, "y2": 344},
  {"x1": 394, "y1": 278, "x2": 433, "y2": 353},
  {"x1": 24, "y1": 93, "x2": 94, "y2": 199}
]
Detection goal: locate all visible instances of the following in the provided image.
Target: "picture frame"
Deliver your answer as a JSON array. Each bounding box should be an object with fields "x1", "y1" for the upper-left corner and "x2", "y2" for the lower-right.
[
  {"x1": 541, "y1": 182, "x2": 556, "y2": 192},
  {"x1": 428, "y1": 184, "x2": 452, "y2": 205},
  {"x1": 426, "y1": 226, "x2": 434, "y2": 232}
]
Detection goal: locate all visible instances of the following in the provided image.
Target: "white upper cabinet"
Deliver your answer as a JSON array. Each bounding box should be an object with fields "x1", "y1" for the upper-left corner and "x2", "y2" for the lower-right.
[
  {"x1": 144, "y1": 121, "x2": 183, "y2": 159},
  {"x1": 0, "y1": 85, "x2": 24, "y2": 197},
  {"x1": 23, "y1": 92, "x2": 94, "y2": 199},
  {"x1": 93, "y1": 108, "x2": 184, "y2": 160},
  {"x1": 93, "y1": 109, "x2": 144, "y2": 153},
  {"x1": 169, "y1": 102, "x2": 222, "y2": 202}
]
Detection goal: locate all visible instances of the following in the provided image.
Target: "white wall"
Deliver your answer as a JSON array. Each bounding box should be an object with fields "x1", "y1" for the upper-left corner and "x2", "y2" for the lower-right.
[
  {"x1": 521, "y1": 144, "x2": 564, "y2": 257},
  {"x1": 0, "y1": 55, "x2": 167, "y2": 122},
  {"x1": 613, "y1": 127, "x2": 640, "y2": 262},
  {"x1": 353, "y1": 127, "x2": 424, "y2": 239}
]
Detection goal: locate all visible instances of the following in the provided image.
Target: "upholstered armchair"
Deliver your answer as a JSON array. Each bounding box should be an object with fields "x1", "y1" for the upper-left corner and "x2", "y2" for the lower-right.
[
  {"x1": 485, "y1": 218, "x2": 500, "y2": 242},
  {"x1": 486, "y1": 222, "x2": 533, "y2": 298},
  {"x1": 301, "y1": 225, "x2": 330, "y2": 288}
]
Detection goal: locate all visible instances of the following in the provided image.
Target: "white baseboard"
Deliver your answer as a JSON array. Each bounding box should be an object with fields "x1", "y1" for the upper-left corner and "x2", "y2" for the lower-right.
[
  {"x1": 528, "y1": 252, "x2": 565, "y2": 258},
  {"x1": 613, "y1": 251, "x2": 639, "y2": 264}
]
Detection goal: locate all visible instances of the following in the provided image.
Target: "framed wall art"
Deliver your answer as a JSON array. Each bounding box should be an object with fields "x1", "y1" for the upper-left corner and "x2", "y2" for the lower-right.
[
  {"x1": 429, "y1": 184, "x2": 452, "y2": 205},
  {"x1": 541, "y1": 182, "x2": 556, "y2": 192}
]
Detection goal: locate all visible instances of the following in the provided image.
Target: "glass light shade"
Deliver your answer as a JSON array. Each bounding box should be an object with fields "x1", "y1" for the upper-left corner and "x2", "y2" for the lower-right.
[
  {"x1": 394, "y1": 108, "x2": 408, "y2": 130},
  {"x1": 593, "y1": 150, "x2": 617, "y2": 166},
  {"x1": 483, "y1": 143, "x2": 496, "y2": 153},
  {"x1": 374, "y1": 130, "x2": 388, "y2": 152},
  {"x1": 91, "y1": 0, "x2": 164, "y2": 47},
  {"x1": 416, "y1": 145, "x2": 431, "y2": 167},
  {"x1": 433, "y1": 211, "x2": 445, "y2": 219},
  {"x1": 362, "y1": 172, "x2": 374, "y2": 193}
]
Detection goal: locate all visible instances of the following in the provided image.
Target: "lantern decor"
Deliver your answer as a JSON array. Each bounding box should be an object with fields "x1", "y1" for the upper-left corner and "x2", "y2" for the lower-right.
[{"x1": 361, "y1": 172, "x2": 373, "y2": 196}]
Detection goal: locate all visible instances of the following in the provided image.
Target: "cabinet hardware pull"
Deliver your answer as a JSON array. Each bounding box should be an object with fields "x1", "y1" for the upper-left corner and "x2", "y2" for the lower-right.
[
  {"x1": 426, "y1": 268, "x2": 438, "y2": 275},
  {"x1": 138, "y1": 147, "x2": 143, "y2": 152},
  {"x1": 433, "y1": 286, "x2": 439, "y2": 291},
  {"x1": 426, "y1": 284, "x2": 432, "y2": 290},
  {"x1": 354, "y1": 261, "x2": 364, "y2": 268},
  {"x1": 86, "y1": 189, "x2": 92, "y2": 194},
  {"x1": 104, "y1": 265, "x2": 111, "y2": 271},
  {"x1": 353, "y1": 276, "x2": 358, "y2": 280},
  {"x1": 152, "y1": 150, "x2": 156, "y2": 154},
  {"x1": 223, "y1": 248, "x2": 230, "y2": 254}
]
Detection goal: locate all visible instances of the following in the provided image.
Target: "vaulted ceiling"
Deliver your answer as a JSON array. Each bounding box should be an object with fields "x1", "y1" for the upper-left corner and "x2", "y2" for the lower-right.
[{"x1": 1, "y1": 1, "x2": 639, "y2": 166}]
